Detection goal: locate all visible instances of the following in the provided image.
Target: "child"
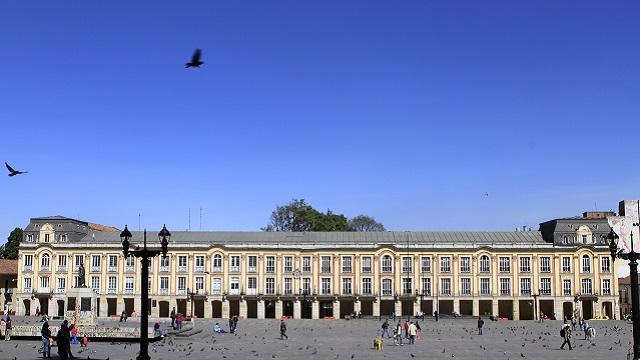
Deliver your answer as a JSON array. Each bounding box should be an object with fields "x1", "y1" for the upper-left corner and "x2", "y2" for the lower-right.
[
  {"x1": 70, "y1": 325, "x2": 79, "y2": 344},
  {"x1": 80, "y1": 334, "x2": 88, "y2": 348},
  {"x1": 374, "y1": 335, "x2": 383, "y2": 351}
]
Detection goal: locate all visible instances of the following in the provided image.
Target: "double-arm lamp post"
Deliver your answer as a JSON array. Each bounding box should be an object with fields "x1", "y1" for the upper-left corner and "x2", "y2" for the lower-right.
[
  {"x1": 607, "y1": 228, "x2": 640, "y2": 360},
  {"x1": 120, "y1": 224, "x2": 171, "y2": 360}
]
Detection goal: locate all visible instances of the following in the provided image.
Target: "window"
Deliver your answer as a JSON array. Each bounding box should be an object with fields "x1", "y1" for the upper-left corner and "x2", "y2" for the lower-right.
[
  {"x1": 563, "y1": 279, "x2": 572, "y2": 296},
  {"x1": 26, "y1": 234, "x2": 33, "y2": 242},
  {"x1": 40, "y1": 253, "x2": 51, "y2": 270},
  {"x1": 24, "y1": 254, "x2": 33, "y2": 271},
  {"x1": 381, "y1": 255, "x2": 393, "y2": 272},
  {"x1": 160, "y1": 277, "x2": 169, "y2": 294},
  {"x1": 160, "y1": 256, "x2": 169, "y2": 271},
  {"x1": 91, "y1": 255, "x2": 101, "y2": 271},
  {"x1": 602, "y1": 279, "x2": 611, "y2": 295},
  {"x1": 582, "y1": 235, "x2": 588, "y2": 244},
  {"x1": 361, "y1": 278, "x2": 372, "y2": 295},
  {"x1": 499, "y1": 278, "x2": 511, "y2": 296},
  {"x1": 60, "y1": 235, "x2": 67, "y2": 242},
  {"x1": 266, "y1": 278, "x2": 275, "y2": 294},
  {"x1": 601, "y1": 257, "x2": 611, "y2": 273},
  {"x1": 74, "y1": 255, "x2": 85, "y2": 272},
  {"x1": 125, "y1": 277, "x2": 134, "y2": 294},
  {"x1": 562, "y1": 257, "x2": 571, "y2": 272},
  {"x1": 361, "y1": 256, "x2": 372, "y2": 273},
  {"x1": 441, "y1": 278, "x2": 451, "y2": 295},
  {"x1": 248, "y1": 256, "x2": 257, "y2": 272},
  {"x1": 108, "y1": 255, "x2": 118, "y2": 272},
  {"x1": 266, "y1": 256, "x2": 275, "y2": 273},
  {"x1": 381, "y1": 279, "x2": 392, "y2": 296},
  {"x1": 460, "y1": 278, "x2": 471, "y2": 295},
  {"x1": 284, "y1": 256, "x2": 293, "y2": 272},
  {"x1": 126, "y1": 255, "x2": 136, "y2": 272},
  {"x1": 421, "y1": 278, "x2": 431, "y2": 296},
  {"x1": 177, "y1": 277, "x2": 187, "y2": 294},
  {"x1": 402, "y1": 257, "x2": 412, "y2": 273},
  {"x1": 479, "y1": 255, "x2": 490, "y2": 273},
  {"x1": 195, "y1": 256, "x2": 205, "y2": 272},
  {"x1": 23, "y1": 277, "x2": 32, "y2": 291},
  {"x1": 519, "y1": 257, "x2": 531, "y2": 273},
  {"x1": 499, "y1": 257, "x2": 510, "y2": 273},
  {"x1": 247, "y1": 277, "x2": 257, "y2": 295},
  {"x1": 39, "y1": 276, "x2": 50, "y2": 291},
  {"x1": 539, "y1": 257, "x2": 551, "y2": 272},
  {"x1": 108, "y1": 276, "x2": 117, "y2": 294},
  {"x1": 57, "y1": 277, "x2": 66, "y2": 293},
  {"x1": 321, "y1": 256, "x2": 331, "y2": 273},
  {"x1": 91, "y1": 276, "x2": 100, "y2": 293},
  {"x1": 581, "y1": 279, "x2": 592, "y2": 295},
  {"x1": 302, "y1": 256, "x2": 311, "y2": 272},
  {"x1": 212, "y1": 254, "x2": 222, "y2": 272},
  {"x1": 212, "y1": 278, "x2": 221, "y2": 294},
  {"x1": 57, "y1": 255, "x2": 67, "y2": 271},
  {"x1": 540, "y1": 278, "x2": 551, "y2": 295},
  {"x1": 421, "y1": 257, "x2": 431, "y2": 273},
  {"x1": 230, "y1": 256, "x2": 240, "y2": 273},
  {"x1": 402, "y1": 278, "x2": 412, "y2": 295},
  {"x1": 342, "y1": 256, "x2": 352, "y2": 273},
  {"x1": 302, "y1": 278, "x2": 311, "y2": 294},
  {"x1": 563, "y1": 236, "x2": 568, "y2": 244},
  {"x1": 480, "y1": 278, "x2": 491, "y2": 296},
  {"x1": 440, "y1": 257, "x2": 451, "y2": 273},
  {"x1": 342, "y1": 278, "x2": 352, "y2": 294},
  {"x1": 195, "y1": 276, "x2": 205, "y2": 294},
  {"x1": 321, "y1": 278, "x2": 331, "y2": 295},
  {"x1": 582, "y1": 255, "x2": 591, "y2": 273},
  {"x1": 284, "y1": 278, "x2": 292, "y2": 294},
  {"x1": 177, "y1": 256, "x2": 187, "y2": 272},
  {"x1": 44, "y1": 234, "x2": 50, "y2": 242},
  {"x1": 520, "y1": 278, "x2": 531, "y2": 296}
]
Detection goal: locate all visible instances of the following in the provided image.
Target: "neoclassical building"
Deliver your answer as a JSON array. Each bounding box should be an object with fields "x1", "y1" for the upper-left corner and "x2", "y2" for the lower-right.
[{"x1": 14, "y1": 204, "x2": 625, "y2": 321}]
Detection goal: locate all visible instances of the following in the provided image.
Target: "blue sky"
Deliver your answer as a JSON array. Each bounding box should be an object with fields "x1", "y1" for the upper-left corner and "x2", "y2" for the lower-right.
[{"x1": 1, "y1": 1, "x2": 639, "y2": 245}]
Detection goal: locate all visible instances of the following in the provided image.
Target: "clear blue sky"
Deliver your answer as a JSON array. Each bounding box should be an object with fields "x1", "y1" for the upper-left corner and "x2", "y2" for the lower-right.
[{"x1": 1, "y1": 1, "x2": 639, "y2": 243}]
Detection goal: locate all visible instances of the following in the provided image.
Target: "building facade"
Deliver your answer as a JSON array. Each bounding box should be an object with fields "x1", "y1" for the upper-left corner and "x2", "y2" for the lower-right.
[
  {"x1": 0, "y1": 259, "x2": 18, "y2": 314},
  {"x1": 13, "y1": 208, "x2": 622, "y2": 321}
]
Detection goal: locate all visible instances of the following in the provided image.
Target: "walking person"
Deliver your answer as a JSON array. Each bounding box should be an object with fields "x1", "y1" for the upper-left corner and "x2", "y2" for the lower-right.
[
  {"x1": 560, "y1": 324, "x2": 573, "y2": 350},
  {"x1": 381, "y1": 319, "x2": 391, "y2": 338},
  {"x1": 56, "y1": 321, "x2": 70, "y2": 360},
  {"x1": 228, "y1": 316, "x2": 235, "y2": 334},
  {"x1": 4, "y1": 315, "x2": 11, "y2": 341},
  {"x1": 434, "y1": 310, "x2": 439, "y2": 322},
  {"x1": 170, "y1": 308, "x2": 176, "y2": 329},
  {"x1": 407, "y1": 321, "x2": 417, "y2": 344},
  {"x1": 478, "y1": 316, "x2": 484, "y2": 335},
  {"x1": 176, "y1": 312, "x2": 184, "y2": 330},
  {"x1": 280, "y1": 320, "x2": 288, "y2": 340},
  {"x1": 41, "y1": 321, "x2": 51, "y2": 359},
  {"x1": 395, "y1": 322, "x2": 404, "y2": 346}
]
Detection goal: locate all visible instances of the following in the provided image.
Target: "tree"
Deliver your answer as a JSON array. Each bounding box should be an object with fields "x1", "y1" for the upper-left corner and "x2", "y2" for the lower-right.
[
  {"x1": 0, "y1": 227, "x2": 22, "y2": 259},
  {"x1": 348, "y1": 215, "x2": 386, "y2": 232},
  {"x1": 263, "y1": 199, "x2": 352, "y2": 232}
]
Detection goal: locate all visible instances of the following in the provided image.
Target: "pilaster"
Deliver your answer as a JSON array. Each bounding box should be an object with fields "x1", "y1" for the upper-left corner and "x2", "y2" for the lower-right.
[
  {"x1": 239, "y1": 299, "x2": 247, "y2": 318},
  {"x1": 311, "y1": 300, "x2": 319, "y2": 319},
  {"x1": 275, "y1": 300, "x2": 283, "y2": 319},
  {"x1": 257, "y1": 300, "x2": 265, "y2": 319},
  {"x1": 333, "y1": 299, "x2": 340, "y2": 318},
  {"x1": 293, "y1": 299, "x2": 301, "y2": 319},
  {"x1": 222, "y1": 299, "x2": 230, "y2": 318}
]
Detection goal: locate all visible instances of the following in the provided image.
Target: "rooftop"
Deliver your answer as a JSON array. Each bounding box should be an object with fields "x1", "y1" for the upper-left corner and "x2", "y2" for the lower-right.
[{"x1": 0, "y1": 259, "x2": 18, "y2": 275}]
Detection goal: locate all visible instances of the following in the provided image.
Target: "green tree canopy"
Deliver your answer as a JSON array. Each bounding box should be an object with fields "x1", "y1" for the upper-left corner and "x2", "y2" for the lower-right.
[
  {"x1": 0, "y1": 227, "x2": 22, "y2": 259},
  {"x1": 348, "y1": 215, "x2": 386, "y2": 232}
]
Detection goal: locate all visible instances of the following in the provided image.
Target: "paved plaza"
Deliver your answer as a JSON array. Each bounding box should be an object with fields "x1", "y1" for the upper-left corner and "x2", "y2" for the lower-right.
[{"x1": 0, "y1": 317, "x2": 634, "y2": 359}]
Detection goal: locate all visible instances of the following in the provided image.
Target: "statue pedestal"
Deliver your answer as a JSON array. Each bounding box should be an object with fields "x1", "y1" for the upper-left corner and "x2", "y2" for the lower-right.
[{"x1": 65, "y1": 287, "x2": 97, "y2": 326}]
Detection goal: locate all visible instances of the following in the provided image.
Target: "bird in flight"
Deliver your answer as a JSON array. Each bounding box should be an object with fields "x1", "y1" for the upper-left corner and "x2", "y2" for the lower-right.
[
  {"x1": 185, "y1": 49, "x2": 204, "y2": 68},
  {"x1": 5, "y1": 162, "x2": 28, "y2": 177}
]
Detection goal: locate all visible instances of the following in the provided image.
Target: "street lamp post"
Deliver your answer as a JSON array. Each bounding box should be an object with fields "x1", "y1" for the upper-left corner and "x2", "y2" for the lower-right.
[
  {"x1": 532, "y1": 293, "x2": 539, "y2": 321},
  {"x1": 607, "y1": 228, "x2": 640, "y2": 359},
  {"x1": 120, "y1": 224, "x2": 171, "y2": 360}
]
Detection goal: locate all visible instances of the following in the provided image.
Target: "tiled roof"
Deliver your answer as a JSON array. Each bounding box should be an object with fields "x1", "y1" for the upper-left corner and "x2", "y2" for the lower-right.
[
  {"x1": 88, "y1": 223, "x2": 119, "y2": 232},
  {"x1": 619, "y1": 276, "x2": 640, "y2": 285},
  {"x1": 0, "y1": 259, "x2": 18, "y2": 275}
]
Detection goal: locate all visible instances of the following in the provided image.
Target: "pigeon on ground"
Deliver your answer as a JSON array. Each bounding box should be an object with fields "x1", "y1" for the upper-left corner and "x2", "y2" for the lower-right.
[
  {"x1": 5, "y1": 162, "x2": 27, "y2": 176},
  {"x1": 185, "y1": 49, "x2": 204, "y2": 68}
]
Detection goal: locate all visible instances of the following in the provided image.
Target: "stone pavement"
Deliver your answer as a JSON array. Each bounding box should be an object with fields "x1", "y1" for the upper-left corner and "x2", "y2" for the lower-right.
[{"x1": 0, "y1": 317, "x2": 633, "y2": 359}]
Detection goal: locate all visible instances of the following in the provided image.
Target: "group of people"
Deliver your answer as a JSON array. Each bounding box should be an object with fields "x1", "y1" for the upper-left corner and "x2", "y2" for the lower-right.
[
  {"x1": 560, "y1": 315, "x2": 597, "y2": 350},
  {"x1": 379, "y1": 319, "x2": 421, "y2": 346},
  {"x1": 39, "y1": 319, "x2": 88, "y2": 359},
  {"x1": 170, "y1": 308, "x2": 185, "y2": 330},
  {"x1": 213, "y1": 315, "x2": 241, "y2": 335},
  {"x1": 1, "y1": 315, "x2": 12, "y2": 340}
]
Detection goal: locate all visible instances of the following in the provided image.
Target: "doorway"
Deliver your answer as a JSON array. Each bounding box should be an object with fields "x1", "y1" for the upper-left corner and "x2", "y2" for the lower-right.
[
  {"x1": 229, "y1": 299, "x2": 239, "y2": 317},
  {"x1": 319, "y1": 301, "x2": 334, "y2": 318},
  {"x1": 582, "y1": 300, "x2": 593, "y2": 319},
  {"x1": 57, "y1": 300, "x2": 65, "y2": 317},
  {"x1": 107, "y1": 298, "x2": 117, "y2": 316},
  {"x1": 211, "y1": 300, "x2": 222, "y2": 318},
  {"x1": 563, "y1": 302, "x2": 573, "y2": 321},
  {"x1": 301, "y1": 299, "x2": 312, "y2": 319},
  {"x1": 460, "y1": 300, "x2": 473, "y2": 316},
  {"x1": 340, "y1": 300, "x2": 353, "y2": 318},
  {"x1": 265, "y1": 300, "x2": 276, "y2": 318},
  {"x1": 420, "y1": 300, "x2": 433, "y2": 316},
  {"x1": 602, "y1": 301, "x2": 612, "y2": 319},
  {"x1": 539, "y1": 300, "x2": 555, "y2": 320},
  {"x1": 38, "y1": 297, "x2": 49, "y2": 316},
  {"x1": 247, "y1": 300, "x2": 257, "y2": 318},
  {"x1": 177, "y1": 299, "x2": 187, "y2": 316},
  {"x1": 23, "y1": 299, "x2": 31, "y2": 316},
  {"x1": 498, "y1": 300, "x2": 513, "y2": 320},
  {"x1": 159, "y1": 301, "x2": 169, "y2": 317},
  {"x1": 124, "y1": 298, "x2": 134, "y2": 316},
  {"x1": 401, "y1": 300, "x2": 413, "y2": 317},
  {"x1": 194, "y1": 299, "x2": 204, "y2": 318},
  {"x1": 479, "y1": 300, "x2": 492, "y2": 316},
  {"x1": 283, "y1": 300, "x2": 294, "y2": 317},
  {"x1": 360, "y1": 300, "x2": 373, "y2": 316},
  {"x1": 380, "y1": 300, "x2": 394, "y2": 316},
  {"x1": 438, "y1": 300, "x2": 453, "y2": 315}
]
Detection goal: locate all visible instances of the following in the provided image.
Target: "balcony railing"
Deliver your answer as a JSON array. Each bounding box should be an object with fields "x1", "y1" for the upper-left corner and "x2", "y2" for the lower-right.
[
  {"x1": 229, "y1": 289, "x2": 240, "y2": 295},
  {"x1": 91, "y1": 266, "x2": 101, "y2": 272},
  {"x1": 500, "y1": 291, "x2": 511, "y2": 296},
  {"x1": 177, "y1": 289, "x2": 187, "y2": 295},
  {"x1": 24, "y1": 287, "x2": 32, "y2": 293},
  {"x1": 230, "y1": 266, "x2": 240, "y2": 273},
  {"x1": 440, "y1": 291, "x2": 452, "y2": 296},
  {"x1": 247, "y1": 266, "x2": 257, "y2": 273},
  {"x1": 107, "y1": 288, "x2": 117, "y2": 294},
  {"x1": 246, "y1": 288, "x2": 257, "y2": 295},
  {"x1": 56, "y1": 288, "x2": 65, "y2": 294},
  {"x1": 40, "y1": 265, "x2": 50, "y2": 272},
  {"x1": 211, "y1": 289, "x2": 221, "y2": 295},
  {"x1": 57, "y1": 265, "x2": 67, "y2": 272},
  {"x1": 159, "y1": 288, "x2": 169, "y2": 295},
  {"x1": 160, "y1": 266, "x2": 169, "y2": 272},
  {"x1": 196, "y1": 288, "x2": 206, "y2": 295},
  {"x1": 39, "y1": 287, "x2": 50, "y2": 293},
  {"x1": 108, "y1": 266, "x2": 117, "y2": 272},
  {"x1": 125, "y1": 266, "x2": 135, "y2": 273},
  {"x1": 362, "y1": 267, "x2": 372, "y2": 273},
  {"x1": 194, "y1": 266, "x2": 205, "y2": 273},
  {"x1": 540, "y1": 290, "x2": 552, "y2": 296},
  {"x1": 124, "y1": 288, "x2": 134, "y2": 294},
  {"x1": 177, "y1": 266, "x2": 187, "y2": 273},
  {"x1": 212, "y1": 266, "x2": 222, "y2": 273},
  {"x1": 320, "y1": 267, "x2": 331, "y2": 273}
]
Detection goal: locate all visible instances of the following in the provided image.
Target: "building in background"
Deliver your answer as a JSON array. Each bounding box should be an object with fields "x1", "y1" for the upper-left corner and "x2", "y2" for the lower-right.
[
  {"x1": 0, "y1": 259, "x2": 18, "y2": 314},
  {"x1": 13, "y1": 203, "x2": 624, "y2": 320}
]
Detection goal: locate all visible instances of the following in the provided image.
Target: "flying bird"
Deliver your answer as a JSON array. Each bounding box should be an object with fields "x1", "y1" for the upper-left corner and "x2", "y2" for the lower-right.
[
  {"x1": 185, "y1": 49, "x2": 204, "y2": 68},
  {"x1": 5, "y1": 162, "x2": 27, "y2": 176}
]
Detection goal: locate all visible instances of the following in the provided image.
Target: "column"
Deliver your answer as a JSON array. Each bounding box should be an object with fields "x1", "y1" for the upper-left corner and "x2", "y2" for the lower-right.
[
  {"x1": 554, "y1": 300, "x2": 563, "y2": 320},
  {"x1": 513, "y1": 299, "x2": 520, "y2": 320},
  {"x1": 373, "y1": 298, "x2": 380, "y2": 317},
  {"x1": 151, "y1": 302, "x2": 160, "y2": 318},
  {"x1": 293, "y1": 299, "x2": 301, "y2": 319},
  {"x1": 222, "y1": 299, "x2": 230, "y2": 318},
  {"x1": 48, "y1": 298, "x2": 55, "y2": 317},
  {"x1": 394, "y1": 300, "x2": 401, "y2": 317},
  {"x1": 311, "y1": 300, "x2": 319, "y2": 319},
  {"x1": 275, "y1": 299, "x2": 283, "y2": 319},
  {"x1": 169, "y1": 298, "x2": 178, "y2": 316},
  {"x1": 99, "y1": 298, "x2": 108, "y2": 317},
  {"x1": 472, "y1": 299, "x2": 479, "y2": 317},
  {"x1": 257, "y1": 300, "x2": 265, "y2": 319},
  {"x1": 134, "y1": 298, "x2": 142, "y2": 317},
  {"x1": 204, "y1": 298, "x2": 212, "y2": 318},
  {"x1": 116, "y1": 297, "x2": 125, "y2": 316},
  {"x1": 453, "y1": 298, "x2": 460, "y2": 315},
  {"x1": 491, "y1": 299, "x2": 499, "y2": 317},
  {"x1": 333, "y1": 299, "x2": 340, "y2": 319},
  {"x1": 354, "y1": 300, "x2": 361, "y2": 315},
  {"x1": 413, "y1": 299, "x2": 420, "y2": 316},
  {"x1": 239, "y1": 299, "x2": 247, "y2": 319},
  {"x1": 185, "y1": 298, "x2": 192, "y2": 318}
]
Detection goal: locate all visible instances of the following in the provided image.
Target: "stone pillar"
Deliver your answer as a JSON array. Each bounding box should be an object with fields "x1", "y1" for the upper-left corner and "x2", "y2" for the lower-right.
[
  {"x1": 394, "y1": 300, "x2": 402, "y2": 318},
  {"x1": 204, "y1": 298, "x2": 212, "y2": 318},
  {"x1": 513, "y1": 299, "x2": 520, "y2": 320},
  {"x1": 311, "y1": 300, "x2": 319, "y2": 319},
  {"x1": 185, "y1": 299, "x2": 192, "y2": 318},
  {"x1": 222, "y1": 299, "x2": 230, "y2": 318},
  {"x1": 413, "y1": 299, "x2": 421, "y2": 317},
  {"x1": 354, "y1": 300, "x2": 361, "y2": 315},
  {"x1": 30, "y1": 298, "x2": 38, "y2": 316},
  {"x1": 169, "y1": 298, "x2": 178, "y2": 316},
  {"x1": 257, "y1": 300, "x2": 265, "y2": 319},
  {"x1": 293, "y1": 299, "x2": 301, "y2": 319},
  {"x1": 239, "y1": 299, "x2": 248, "y2": 319},
  {"x1": 333, "y1": 299, "x2": 340, "y2": 319},
  {"x1": 554, "y1": 300, "x2": 563, "y2": 320},
  {"x1": 373, "y1": 298, "x2": 380, "y2": 317},
  {"x1": 472, "y1": 299, "x2": 479, "y2": 317},
  {"x1": 99, "y1": 298, "x2": 108, "y2": 317},
  {"x1": 116, "y1": 297, "x2": 125, "y2": 316},
  {"x1": 453, "y1": 298, "x2": 460, "y2": 315},
  {"x1": 275, "y1": 300, "x2": 283, "y2": 319},
  {"x1": 134, "y1": 298, "x2": 141, "y2": 316},
  {"x1": 492, "y1": 299, "x2": 499, "y2": 317},
  {"x1": 47, "y1": 298, "x2": 55, "y2": 317},
  {"x1": 151, "y1": 301, "x2": 160, "y2": 318}
]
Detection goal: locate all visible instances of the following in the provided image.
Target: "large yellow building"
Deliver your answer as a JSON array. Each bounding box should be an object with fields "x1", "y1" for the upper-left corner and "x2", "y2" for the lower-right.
[{"x1": 15, "y1": 207, "x2": 623, "y2": 321}]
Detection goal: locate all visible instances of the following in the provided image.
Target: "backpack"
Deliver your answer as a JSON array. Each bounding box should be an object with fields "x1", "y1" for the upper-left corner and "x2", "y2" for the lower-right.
[{"x1": 560, "y1": 328, "x2": 565, "y2": 338}]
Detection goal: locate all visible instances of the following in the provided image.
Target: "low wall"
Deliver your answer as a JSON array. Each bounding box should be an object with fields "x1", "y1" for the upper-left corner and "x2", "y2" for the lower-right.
[{"x1": 10, "y1": 325, "x2": 154, "y2": 340}]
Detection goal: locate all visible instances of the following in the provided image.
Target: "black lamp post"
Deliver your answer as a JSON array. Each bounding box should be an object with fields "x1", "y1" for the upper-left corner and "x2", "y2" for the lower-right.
[
  {"x1": 532, "y1": 293, "x2": 539, "y2": 321},
  {"x1": 120, "y1": 224, "x2": 170, "y2": 360},
  {"x1": 607, "y1": 228, "x2": 640, "y2": 359}
]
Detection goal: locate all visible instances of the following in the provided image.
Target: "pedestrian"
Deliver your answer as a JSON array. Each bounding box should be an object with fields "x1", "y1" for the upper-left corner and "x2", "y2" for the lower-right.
[
  {"x1": 571, "y1": 316, "x2": 577, "y2": 331},
  {"x1": 56, "y1": 321, "x2": 70, "y2": 360},
  {"x1": 381, "y1": 319, "x2": 391, "y2": 338},
  {"x1": 540, "y1": 311, "x2": 544, "y2": 323},
  {"x1": 560, "y1": 324, "x2": 573, "y2": 350},
  {"x1": 434, "y1": 310, "x2": 439, "y2": 322},
  {"x1": 80, "y1": 334, "x2": 89, "y2": 348},
  {"x1": 280, "y1": 320, "x2": 288, "y2": 340},
  {"x1": 41, "y1": 321, "x2": 51, "y2": 359},
  {"x1": 176, "y1": 312, "x2": 184, "y2": 330},
  {"x1": 477, "y1": 316, "x2": 484, "y2": 335},
  {"x1": 170, "y1": 307, "x2": 176, "y2": 329},
  {"x1": 0, "y1": 317, "x2": 4, "y2": 338},
  {"x1": 407, "y1": 321, "x2": 417, "y2": 344},
  {"x1": 395, "y1": 322, "x2": 404, "y2": 346},
  {"x1": 154, "y1": 322, "x2": 162, "y2": 337},
  {"x1": 213, "y1": 322, "x2": 225, "y2": 334},
  {"x1": 228, "y1": 316, "x2": 235, "y2": 333},
  {"x1": 70, "y1": 324, "x2": 79, "y2": 344},
  {"x1": 404, "y1": 320, "x2": 410, "y2": 339},
  {"x1": 392, "y1": 311, "x2": 396, "y2": 322},
  {"x1": 232, "y1": 315, "x2": 239, "y2": 332},
  {"x1": 36, "y1": 306, "x2": 40, "y2": 316},
  {"x1": 4, "y1": 315, "x2": 11, "y2": 341}
]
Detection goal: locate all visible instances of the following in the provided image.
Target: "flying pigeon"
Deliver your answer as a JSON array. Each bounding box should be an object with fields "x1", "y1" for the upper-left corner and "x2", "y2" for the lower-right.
[
  {"x1": 5, "y1": 162, "x2": 27, "y2": 176},
  {"x1": 185, "y1": 49, "x2": 204, "y2": 68}
]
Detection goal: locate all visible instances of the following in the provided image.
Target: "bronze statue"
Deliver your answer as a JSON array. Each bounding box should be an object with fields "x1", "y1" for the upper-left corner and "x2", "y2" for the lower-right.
[{"x1": 78, "y1": 263, "x2": 86, "y2": 288}]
